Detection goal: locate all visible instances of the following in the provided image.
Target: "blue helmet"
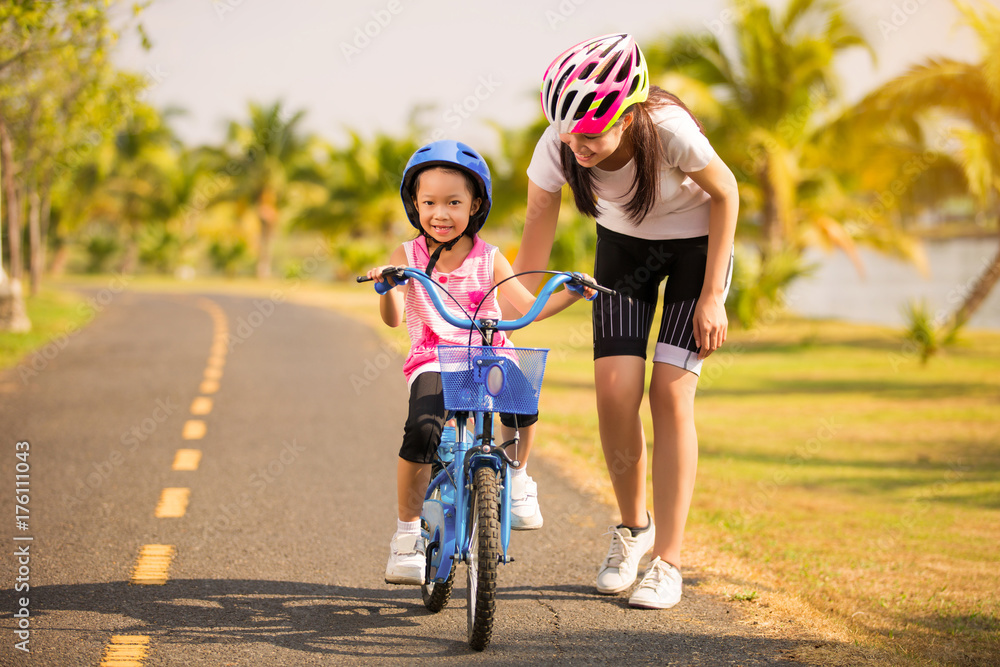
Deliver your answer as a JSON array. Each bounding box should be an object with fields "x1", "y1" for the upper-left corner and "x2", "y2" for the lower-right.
[{"x1": 400, "y1": 140, "x2": 492, "y2": 235}]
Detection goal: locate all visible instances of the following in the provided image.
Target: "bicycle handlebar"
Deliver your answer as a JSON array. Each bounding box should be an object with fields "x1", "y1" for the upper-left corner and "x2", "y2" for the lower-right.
[{"x1": 356, "y1": 267, "x2": 615, "y2": 332}]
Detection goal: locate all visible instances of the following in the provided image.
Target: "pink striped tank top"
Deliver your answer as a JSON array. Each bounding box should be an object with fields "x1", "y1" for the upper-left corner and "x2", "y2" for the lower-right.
[{"x1": 402, "y1": 236, "x2": 509, "y2": 386}]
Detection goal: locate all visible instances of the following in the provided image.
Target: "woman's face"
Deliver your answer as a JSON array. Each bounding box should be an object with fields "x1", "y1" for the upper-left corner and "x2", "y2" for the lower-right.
[{"x1": 558, "y1": 114, "x2": 633, "y2": 168}]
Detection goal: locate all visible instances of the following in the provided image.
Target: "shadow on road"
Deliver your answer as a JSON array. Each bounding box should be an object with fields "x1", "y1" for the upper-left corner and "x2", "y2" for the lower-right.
[{"x1": 4, "y1": 579, "x2": 820, "y2": 663}]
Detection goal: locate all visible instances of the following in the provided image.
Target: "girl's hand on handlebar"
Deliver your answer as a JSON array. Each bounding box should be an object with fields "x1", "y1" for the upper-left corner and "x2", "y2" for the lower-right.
[{"x1": 366, "y1": 265, "x2": 408, "y2": 290}]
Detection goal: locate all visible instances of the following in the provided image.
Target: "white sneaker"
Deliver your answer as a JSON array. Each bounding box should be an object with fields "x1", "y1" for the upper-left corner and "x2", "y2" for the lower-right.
[
  {"x1": 384, "y1": 532, "x2": 425, "y2": 585},
  {"x1": 595, "y1": 518, "x2": 655, "y2": 594},
  {"x1": 629, "y1": 557, "x2": 682, "y2": 609},
  {"x1": 510, "y1": 474, "x2": 543, "y2": 530}
]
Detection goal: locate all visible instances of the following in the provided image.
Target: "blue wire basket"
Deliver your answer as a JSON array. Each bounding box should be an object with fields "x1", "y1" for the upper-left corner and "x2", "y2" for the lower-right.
[{"x1": 437, "y1": 345, "x2": 549, "y2": 414}]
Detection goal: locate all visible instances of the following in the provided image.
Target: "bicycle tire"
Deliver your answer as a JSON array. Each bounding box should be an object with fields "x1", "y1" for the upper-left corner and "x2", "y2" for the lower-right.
[
  {"x1": 421, "y1": 488, "x2": 455, "y2": 612},
  {"x1": 466, "y1": 466, "x2": 501, "y2": 651}
]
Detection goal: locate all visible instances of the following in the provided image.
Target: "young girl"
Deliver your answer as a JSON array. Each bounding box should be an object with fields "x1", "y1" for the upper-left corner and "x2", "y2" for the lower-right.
[
  {"x1": 368, "y1": 140, "x2": 596, "y2": 585},
  {"x1": 513, "y1": 34, "x2": 738, "y2": 608}
]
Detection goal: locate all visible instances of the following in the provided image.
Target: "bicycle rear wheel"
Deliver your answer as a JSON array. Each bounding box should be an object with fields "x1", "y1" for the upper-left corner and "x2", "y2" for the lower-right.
[{"x1": 466, "y1": 465, "x2": 500, "y2": 651}]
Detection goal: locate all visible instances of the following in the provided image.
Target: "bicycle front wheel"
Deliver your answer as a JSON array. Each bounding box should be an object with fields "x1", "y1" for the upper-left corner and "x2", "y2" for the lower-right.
[{"x1": 466, "y1": 465, "x2": 501, "y2": 651}]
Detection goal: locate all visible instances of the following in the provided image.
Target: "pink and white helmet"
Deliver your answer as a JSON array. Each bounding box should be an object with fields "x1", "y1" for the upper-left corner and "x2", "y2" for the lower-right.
[{"x1": 541, "y1": 33, "x2": 649, "y2": 135}]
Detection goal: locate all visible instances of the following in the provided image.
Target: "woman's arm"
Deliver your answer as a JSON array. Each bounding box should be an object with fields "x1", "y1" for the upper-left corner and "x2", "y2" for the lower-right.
[
  {"x1": 366, "y1": 244, "x2": 408, "y2": 328},
  {"x1": 685, "y1": 155, "x2": 739, "y2": 359},
  {"x1": 494, "y1": 251, "x2": 592, "y2": 321},
  {"x1": 509, "y1": 180, "x2": 562, "y2": 292}
]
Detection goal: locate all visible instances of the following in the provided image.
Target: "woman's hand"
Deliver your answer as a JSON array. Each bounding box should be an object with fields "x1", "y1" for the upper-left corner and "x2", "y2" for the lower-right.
[
  {"x1": 567, "y1": 272, "x2": 599, "y2": 301},
  {"x1": 693, "y1": 296, "x2": 728, "y2": 359}
]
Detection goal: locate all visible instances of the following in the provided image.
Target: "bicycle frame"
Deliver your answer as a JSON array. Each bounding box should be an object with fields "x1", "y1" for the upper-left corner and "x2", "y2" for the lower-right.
[
  {"x1": 359, "y1": 266, "x2": 610, "y2": 649},
  {"x1": 389, "y1": 268, "x2": 577, "y2": 582}
]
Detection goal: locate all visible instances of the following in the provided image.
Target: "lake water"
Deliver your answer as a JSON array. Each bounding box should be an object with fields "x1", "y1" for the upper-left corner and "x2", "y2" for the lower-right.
[{"x1": 784, "y1": 237, "x2": 1000, "y2": 330}]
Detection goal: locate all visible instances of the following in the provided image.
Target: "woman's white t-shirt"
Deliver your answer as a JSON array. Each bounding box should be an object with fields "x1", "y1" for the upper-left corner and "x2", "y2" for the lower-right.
[{"x1": 526, "y1": 104, "x2": 716, "y2": 240}]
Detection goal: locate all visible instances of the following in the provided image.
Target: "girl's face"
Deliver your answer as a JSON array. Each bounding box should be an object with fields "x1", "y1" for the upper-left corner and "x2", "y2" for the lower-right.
[
  {"x1": 413, "y1": 168, "x2": 481, "y2": 245},
  {"x1": 558, "y1": 114, "x2": 633, "y2": 169}
]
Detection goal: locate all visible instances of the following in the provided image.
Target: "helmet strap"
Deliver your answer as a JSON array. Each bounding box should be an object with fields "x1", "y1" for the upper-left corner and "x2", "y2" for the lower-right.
[{"x1": 424, "y1": 234, "x2": 463, "y2": 276}]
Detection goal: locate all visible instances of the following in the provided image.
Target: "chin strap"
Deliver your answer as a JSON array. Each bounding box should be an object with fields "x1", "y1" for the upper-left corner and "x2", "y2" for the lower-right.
[{"x1": 424, "y1": 234, "x2": 463, "y2": 276}]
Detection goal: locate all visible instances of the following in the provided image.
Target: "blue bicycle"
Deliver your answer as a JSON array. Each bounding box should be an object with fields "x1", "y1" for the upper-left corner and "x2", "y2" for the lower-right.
[{"x1": 359, "y1": 266, "x2": 612, "y2": 650}]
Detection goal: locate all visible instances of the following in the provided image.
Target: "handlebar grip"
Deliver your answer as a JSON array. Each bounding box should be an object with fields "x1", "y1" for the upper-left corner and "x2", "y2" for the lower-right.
[{"x1": 356, "y1": 269, "x2": 407, "y2": 294}]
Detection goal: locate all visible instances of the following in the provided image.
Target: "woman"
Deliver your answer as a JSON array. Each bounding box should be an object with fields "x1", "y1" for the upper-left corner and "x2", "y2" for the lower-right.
[{"x1": 514, "y1": 33, "x2": 738, "y2": 609}]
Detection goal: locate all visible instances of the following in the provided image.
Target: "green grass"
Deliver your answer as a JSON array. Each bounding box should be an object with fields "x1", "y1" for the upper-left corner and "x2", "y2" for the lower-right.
[
  {"x1": 0, "y1": 288, "x2": 94, "y2": 372},
  {"x1": 515, "y1": 305, "x2": 1000, "y2": 666}
]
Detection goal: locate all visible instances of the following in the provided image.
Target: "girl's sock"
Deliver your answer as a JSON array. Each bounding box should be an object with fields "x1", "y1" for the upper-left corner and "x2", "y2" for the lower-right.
[
  {"x1": 397, "y1": 518, "x2": 421, "y2": 536},
  {"x1": 509, "y1": 466, "x2": 528, "y2": 479}
]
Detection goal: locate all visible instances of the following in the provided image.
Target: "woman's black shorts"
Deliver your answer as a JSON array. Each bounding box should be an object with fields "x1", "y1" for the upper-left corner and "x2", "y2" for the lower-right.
[{"x1": 592, "y1": 224, "x2": 732, "y2": 375}]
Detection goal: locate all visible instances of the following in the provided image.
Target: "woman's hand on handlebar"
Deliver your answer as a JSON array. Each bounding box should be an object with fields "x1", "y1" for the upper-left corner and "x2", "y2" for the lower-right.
[{"x1": 566, "y1": 272, "x2": 601, "y2": 301}]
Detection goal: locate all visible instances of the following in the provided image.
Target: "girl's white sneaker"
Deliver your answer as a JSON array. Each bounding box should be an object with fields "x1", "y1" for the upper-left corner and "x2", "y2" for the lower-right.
[{"x1": 384, "y1": 532, "x2": 425, "y2": 585}]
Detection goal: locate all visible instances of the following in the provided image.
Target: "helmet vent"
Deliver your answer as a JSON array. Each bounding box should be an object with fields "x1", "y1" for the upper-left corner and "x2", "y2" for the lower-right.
[
  {"x1": 578, "y1": 62, "x2": 597, "y2": 80},
  {"x1": 600, "y1": 36, "x2": 623, "y2": 57},
  {"x1": 560, "y1": 91, "x2": 578, "y2": 120},
  {"x1": 595, "y1": 51, "x2": 622, "y2": 84},
  {"x1": 575, "y1": 92, "x2": 596, "y2": 120},
  {"x1": 628, "y1": 74, "x2": 641, "y2": 97},
  {"x1": 594, "y1": 90, "x2": 619, "y2": 119},
  {"x1": 615, "y1": 58, "x2": 630, "y2": 82}
]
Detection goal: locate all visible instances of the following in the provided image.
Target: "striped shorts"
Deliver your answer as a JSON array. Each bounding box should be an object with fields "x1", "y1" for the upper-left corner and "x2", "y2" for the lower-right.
[{"x1": 592, "y1": 225, "x2": 732, "y2": 375}]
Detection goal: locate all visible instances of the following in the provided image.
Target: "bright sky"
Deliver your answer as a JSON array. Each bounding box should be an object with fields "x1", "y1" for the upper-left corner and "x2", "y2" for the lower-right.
[{"x1": 113, "y1": 0, "x2": 983, "y2": 151}]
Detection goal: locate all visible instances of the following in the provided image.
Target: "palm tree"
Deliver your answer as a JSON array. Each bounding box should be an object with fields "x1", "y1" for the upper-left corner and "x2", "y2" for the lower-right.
[
  {"x1": 218, "y1": 101, "x2": 318, "y2": 279},
  {"x1": 93, "y1": 105, "x2": 178, "y2": 274},
  {"x1": 645, "y1": 0, "x2": 873, "y2": 264},
  {"x1": 294, "y1": 128, "x2": 419, "y2": 276},
  {"x1": 850, "y1": 0, "x2": 1000, "y2": 329}
]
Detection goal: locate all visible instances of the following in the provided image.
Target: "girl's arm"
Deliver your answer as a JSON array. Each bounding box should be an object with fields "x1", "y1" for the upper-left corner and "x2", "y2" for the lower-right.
[
  {"x1": 366, "y1": 244, "x2": 408, "y2": 328},
  {"x1": 685, "y1": 155, "x2": 739, "y2": 359},
  {"x1": 494, "y1": 251, "x2": 593, "y2": 321}
]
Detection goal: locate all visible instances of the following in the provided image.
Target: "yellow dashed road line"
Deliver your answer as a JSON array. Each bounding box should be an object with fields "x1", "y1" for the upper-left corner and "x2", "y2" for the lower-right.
[
  {"x1": 100, "y1": 635, "x2": 150, "y2": 666},
  {"x1": 172, "y1": 449, "x2": 202, "y2": 471},
  {"x1": 130, "y1": 544, "x2": 176, "y2": 585},
  {"x1": 181, "y1": 420, "x2": 206, "y2": 440},
  {"x1": 154, "y1": 488, "x2": 191, "y2": 518},
  {"x1": 190, "y1": 397, "x2": 213, "y2": 415},
  {"x1": 199, "y1": 379, "x2": 220, "y2": 395}
]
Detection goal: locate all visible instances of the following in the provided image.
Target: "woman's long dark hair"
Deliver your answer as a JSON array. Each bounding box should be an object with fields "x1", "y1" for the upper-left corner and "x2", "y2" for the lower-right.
[{"x1": 560, "y1": 86, "x2": 705, "y2": 224}]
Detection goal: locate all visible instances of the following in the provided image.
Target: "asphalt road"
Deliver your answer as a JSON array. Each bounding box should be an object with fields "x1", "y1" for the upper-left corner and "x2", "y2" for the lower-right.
[{"x1": 0, "y1": 290, "x2": 813, "y2": 666}]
